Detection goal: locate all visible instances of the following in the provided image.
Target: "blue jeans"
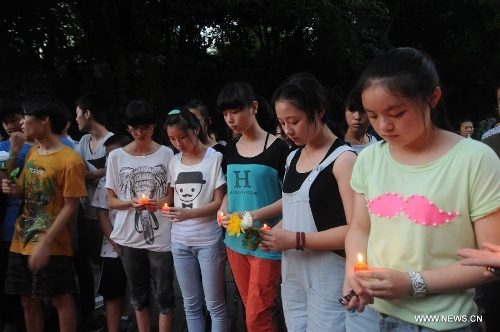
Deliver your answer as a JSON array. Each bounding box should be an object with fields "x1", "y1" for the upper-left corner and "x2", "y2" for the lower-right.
[
  {"x1": 172, "y1": 240, "x2": 229, "y2": 332},
  {"x1": 379, "y1": 314, "x2": 476, "y2": 332},
  {"x1": 346, "y1": 305, "x2": 380, "y2": 332}
]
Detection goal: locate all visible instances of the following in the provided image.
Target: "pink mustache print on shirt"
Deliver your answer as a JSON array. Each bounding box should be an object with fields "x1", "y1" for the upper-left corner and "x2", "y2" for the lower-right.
[{"x1": 366, "y1": 193, "x2": 460, "y2": 226}]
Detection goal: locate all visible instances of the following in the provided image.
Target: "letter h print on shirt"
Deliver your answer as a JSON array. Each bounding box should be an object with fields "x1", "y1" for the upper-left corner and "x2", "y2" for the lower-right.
[{"x1": 233, "y1": 170, "x2": 250, "y2": 188}]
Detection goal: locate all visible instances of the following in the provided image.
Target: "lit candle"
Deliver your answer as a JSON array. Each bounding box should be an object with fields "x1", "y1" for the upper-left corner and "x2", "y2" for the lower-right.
[
  {"x1": 140, "y1": 194, "x2": 148, "y2": 205},
  {"x1": 217, "y1": 211, "x2": 224, "y2": 225},
  {"x1": 354, "y1": 253, "x2": 368, "y2": 272},
  {"x1": 161, "y1": 203, "x2": 169, "y2": 213},
  {"x1": 261, "y1": 223, "x2": 271, "y2": 230}
]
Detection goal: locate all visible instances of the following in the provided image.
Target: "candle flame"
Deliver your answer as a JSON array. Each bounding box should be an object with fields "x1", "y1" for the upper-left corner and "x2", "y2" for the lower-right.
[
  {"x1": 263, "y1": 223, "x2": 268, "y2": 228},
  {"x1": 142, "y1": 194, "x2": 146, "y2": 199},
  {"x1": 163, "y1": 203, "x2": 168, "y2": 208},
  {"x1": 219, "y1": 211, "x2": 224, "y2": 216},
  {"x1": 357, "y1": 253, "x2": 364, "y2": 264}
]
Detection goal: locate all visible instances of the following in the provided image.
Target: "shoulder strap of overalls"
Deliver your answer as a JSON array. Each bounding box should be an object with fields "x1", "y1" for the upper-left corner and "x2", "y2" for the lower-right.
[{"x1": 284, "y1": 144, "x2": 354, "y2": 181}]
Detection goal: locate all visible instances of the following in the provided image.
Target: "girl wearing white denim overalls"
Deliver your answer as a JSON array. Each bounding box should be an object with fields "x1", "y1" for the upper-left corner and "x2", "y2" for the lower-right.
[
  {"x1": 261, "y1": 73, "x2": 379, "y2": 332},
  {"x1": 282, "y1": 145, "x2": 349, "y2": 330}
]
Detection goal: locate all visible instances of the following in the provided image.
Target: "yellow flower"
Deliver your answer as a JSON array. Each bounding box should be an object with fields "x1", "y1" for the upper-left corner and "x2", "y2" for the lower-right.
[{"x1": 227, "y1": 213, "x2": 245, "y2": 237}]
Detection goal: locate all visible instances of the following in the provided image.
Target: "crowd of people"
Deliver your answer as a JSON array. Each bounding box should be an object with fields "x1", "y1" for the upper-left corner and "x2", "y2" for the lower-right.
[{"x1": 0, "y1": 46, "x2": 500, "y2": 332}]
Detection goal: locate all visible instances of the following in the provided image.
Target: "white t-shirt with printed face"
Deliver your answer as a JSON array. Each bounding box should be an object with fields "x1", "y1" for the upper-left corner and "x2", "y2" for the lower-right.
[
  {"x1": 91, "y1": 176, "x2": 118, "y2": 258},
  {"x1": 168, "y1": 148, "x2": 225, "y2": 246},
  {"x1": 105, "y1": 145, "x2": 174, "y2": 252}
]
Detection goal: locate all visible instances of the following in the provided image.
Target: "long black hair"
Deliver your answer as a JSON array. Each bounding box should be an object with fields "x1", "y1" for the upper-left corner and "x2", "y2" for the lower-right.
[
  {"x1": 272, "y1": 72, "x2": 343, "y2": 137},
  {"x1": 354, "y1": 47, "x2": 452, "y2": 131},
  {"x1": 217, "y1": 81, "x2": 277, "y2": 133}
]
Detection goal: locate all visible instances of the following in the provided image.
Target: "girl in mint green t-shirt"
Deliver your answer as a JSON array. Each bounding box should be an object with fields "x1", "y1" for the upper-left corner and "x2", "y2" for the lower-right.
[{"x1": 344, "y1": 47, "x2": 500, "y2": 332}]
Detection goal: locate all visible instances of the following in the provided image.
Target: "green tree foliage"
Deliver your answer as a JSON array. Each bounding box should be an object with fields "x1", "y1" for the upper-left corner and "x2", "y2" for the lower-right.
[
  {"x1": 1, "y1": 0, "x2": 499, "y2": 137},
  {"x1": 387, "y1": 0, "x2": 500, "y2": 127}
]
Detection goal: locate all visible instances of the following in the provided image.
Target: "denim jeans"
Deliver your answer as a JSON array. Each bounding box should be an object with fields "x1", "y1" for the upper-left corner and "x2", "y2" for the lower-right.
[
  {"x1": 281, "y1": 250, "x2": 346, "y2": 332},
  {"x1": 346, "y1": 305, "x2": 380, "y2": 332},
  {"x1": 172, "y1": 240, "x2": 229, "y2": 332},
  {"x1": 379, "y1": 314, "x2": 475, "y2": 332}
]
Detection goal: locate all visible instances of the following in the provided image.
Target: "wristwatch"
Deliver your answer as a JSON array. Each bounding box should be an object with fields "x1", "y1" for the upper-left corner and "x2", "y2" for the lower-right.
[{"x1": 408, "y1": 271, "x2": 427, "y2": 298}]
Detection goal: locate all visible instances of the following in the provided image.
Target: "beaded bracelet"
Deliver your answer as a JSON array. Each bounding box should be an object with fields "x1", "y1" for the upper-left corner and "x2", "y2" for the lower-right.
[{"x1": 295, "y1": 232, "x2": 305, "y2": 251}]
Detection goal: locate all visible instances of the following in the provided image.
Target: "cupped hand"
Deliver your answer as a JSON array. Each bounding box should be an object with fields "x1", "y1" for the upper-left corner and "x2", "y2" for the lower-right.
[
  {"x1": 2, "y1": 179, "x2": 12, "y2": 194},
  {"x1": 355, "y1": 268, "x2": 412, "y2": 301},
  {"x1": 217, "y1": 210, "x2": 229, "y2": 228},
  {"x1": 131, "y1": 198, "x2": 147, "y2": 210},
  {"x1": 162, "y1": 207, "x2": 191, "y2": 222},
  {"x1": 259, "y1": 228, "x2": 295, "y2": 252},
  {"x1": 2, "y1": 178, "x2": 20, "y2": 196},
  {"x1": 144, "y1": 198, "x2": 158, "y2": 212},
  {"x1": 9, "y1": 131, "x2": 26, "y2": 151},
  {"x1": 343, "y1": 271, "x2": 373, "y2": 312}
]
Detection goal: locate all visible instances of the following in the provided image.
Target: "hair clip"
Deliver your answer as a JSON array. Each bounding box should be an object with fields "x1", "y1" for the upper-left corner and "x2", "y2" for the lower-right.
[{"x1": 168, "y1": 109, "x2": 181, "y2": 115}]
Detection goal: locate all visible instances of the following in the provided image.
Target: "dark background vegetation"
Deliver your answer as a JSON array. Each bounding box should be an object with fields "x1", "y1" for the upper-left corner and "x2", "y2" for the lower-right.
[{"x1": 1, "y1": 0, "x2": 500, "y2": 141}]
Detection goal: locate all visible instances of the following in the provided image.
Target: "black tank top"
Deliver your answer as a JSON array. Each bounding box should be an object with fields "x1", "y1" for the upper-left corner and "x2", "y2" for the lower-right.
[{"x1": 283, "y1": 139, "x2": 354, "y2": 256}]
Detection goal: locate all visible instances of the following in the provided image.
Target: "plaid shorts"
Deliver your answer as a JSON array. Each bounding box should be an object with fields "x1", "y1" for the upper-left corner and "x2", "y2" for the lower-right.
[{"x1": 4, "y1": 252, "x2": 76, "y2": 298}]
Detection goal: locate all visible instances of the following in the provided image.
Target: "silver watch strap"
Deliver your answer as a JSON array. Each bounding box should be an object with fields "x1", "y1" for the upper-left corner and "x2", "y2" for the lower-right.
[{"x1": 408, "y1": 271, "x2": 427, "y2": 298}]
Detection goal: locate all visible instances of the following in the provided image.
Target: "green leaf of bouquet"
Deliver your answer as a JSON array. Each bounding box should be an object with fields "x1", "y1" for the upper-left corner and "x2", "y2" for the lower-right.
[
  {"x1": 242, "y1": 227, "x2": 262, "y2": 251},
  {"x1": 9, "y1": 167, "x2": 19, "y2": 181}
]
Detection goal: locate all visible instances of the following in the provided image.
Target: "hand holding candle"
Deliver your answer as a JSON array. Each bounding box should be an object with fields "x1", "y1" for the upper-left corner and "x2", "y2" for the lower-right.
[
  {"x1": 140, "y1": 194, "x2": 148, "y2": 205},
  {"x1": 161, "y1": 203, "x2": 169, "y2": 214},
  {"x1": 217, "y1": 211, "x2": 224, "y2": 226},
  {"x1": 354, "y1": 253, "x2": 368, "y2": 272}
]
